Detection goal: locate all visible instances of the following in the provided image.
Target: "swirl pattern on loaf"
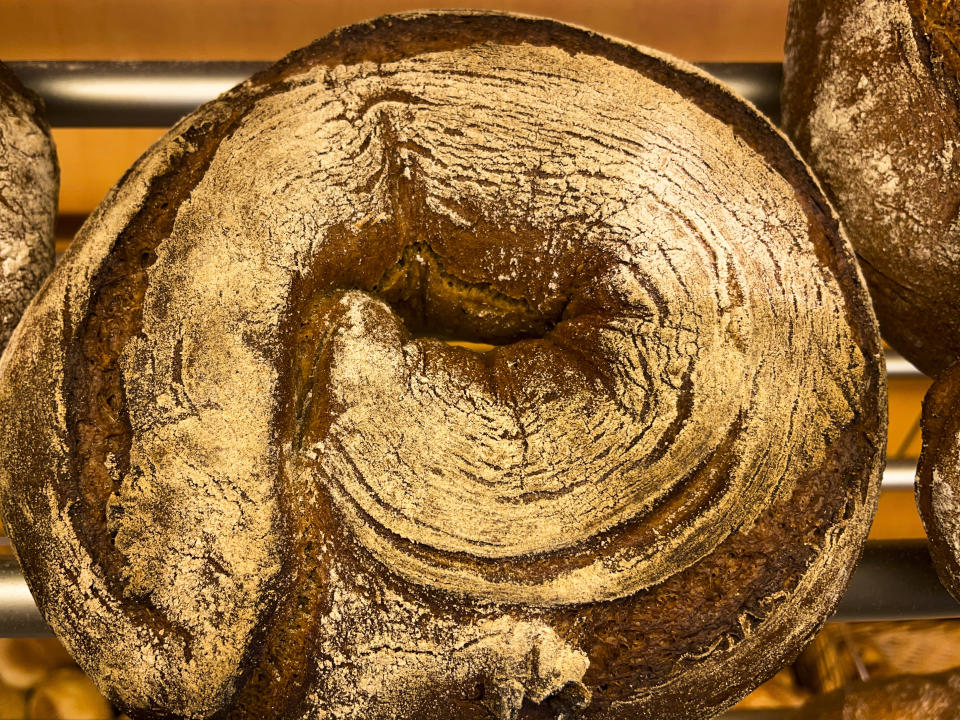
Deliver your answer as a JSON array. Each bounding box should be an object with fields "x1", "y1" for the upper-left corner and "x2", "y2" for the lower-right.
[
  {"x1": 0, "y1": 12, "x2": 885, "y2": 720},
  {"x1": 917, "y1": 360, "x2": 960, "y2": 603}
]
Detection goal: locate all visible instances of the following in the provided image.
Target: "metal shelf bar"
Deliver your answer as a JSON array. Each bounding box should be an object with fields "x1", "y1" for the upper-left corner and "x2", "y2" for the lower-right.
[
  {"x1": 882, "y1": 459, "x2": 917, "y2": 491},
  {"x1": 8, "y1": 61, "x2": 265, "y2": 128},
  {"x1": 833, "y1": 540, "x2": 960, "y2": 622},
  {"x1": 10, "y1": 62, "x2": 937, "y2": 380},
  {"x1": 6, "y1": 60, "x2": 783, "y2": 128},
  {"x1": 0, "y1": 556, "x2": 49, "y2": 637},
  {"x1": 885, "y1": 350, "x2": 925, "y2": 379},
  {"x1": 11, "y1": 62, "x2": 933, "y2": 377}
]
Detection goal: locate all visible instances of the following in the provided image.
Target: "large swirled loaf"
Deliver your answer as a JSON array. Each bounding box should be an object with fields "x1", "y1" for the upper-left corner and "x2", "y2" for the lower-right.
[
  {"x1": 0, "y1": 61, "x2": 57, "y2": 350},
  {"x1": 782, "y1": 0, "x2": 960, "y2": 377},
  {"x1": 0, "y1": 12, "x2": 886, "y2": 720}
]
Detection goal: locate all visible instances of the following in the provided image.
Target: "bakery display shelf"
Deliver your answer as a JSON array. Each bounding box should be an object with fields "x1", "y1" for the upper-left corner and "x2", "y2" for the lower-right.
[
  {"x1": 0, "y1": 60, "x2": 947, "y2": 719},
  {"x1": 6, "y1": 61, "x2": 931, "y2": 385}
]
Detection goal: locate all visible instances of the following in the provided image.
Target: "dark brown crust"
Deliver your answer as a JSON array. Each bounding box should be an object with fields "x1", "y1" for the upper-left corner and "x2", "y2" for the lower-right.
[
  {"x1": 908, "y1": 0, "x2": 960, "y2": 607},
  {"x1": 0, "y1": 60, "x2": 51, "y2": 136},
  {"x1": 0, "y1": 60, "x2": 58, "y2": 351},
  {"x1": 917, "y1": 359, "x2": 960, "y2": 602},
  {"x1": 2, "y1": 12, "x2": 885, "y2": 720},
  {"x1": 782, "y1": 0, "x2": 960, "y2": 377},
  {"x1": 910, "y1": 0, "x2": 960, "y2": 82}
]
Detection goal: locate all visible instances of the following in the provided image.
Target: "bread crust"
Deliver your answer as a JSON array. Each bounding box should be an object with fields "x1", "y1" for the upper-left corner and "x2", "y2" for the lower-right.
[
  {"x1": 783, "y1": 0, "x2": 960, "y2": 377},
  {"x1": 784, "y1": 0, "x2": 960, "y2": 619},
  {"x1": 0, "y1": 60, "x2": 58, "y2": 351},
  {"x1": 917, "y1": 359, "x2": 960, "y2": 602},
  {"x1": 0, "y1": 12, "x2": 886, "y2": 720}
]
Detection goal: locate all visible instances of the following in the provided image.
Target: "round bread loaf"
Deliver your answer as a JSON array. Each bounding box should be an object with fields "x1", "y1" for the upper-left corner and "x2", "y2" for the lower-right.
[
  {"x1": 796, "y1": 669, "x2": 960, "y2": 719},
  {"x1": 0, "y1": 11, "x2": 886, "y2": 720},
  {"x1": 0, "y1": 61, "x2": 57, "y2": 351},
  {"x1": 782, "y1": 0, "x2": 960, "y2": 378},
  {"x1": 917, "y1": 360, "x2": 960, "y2": 601}
]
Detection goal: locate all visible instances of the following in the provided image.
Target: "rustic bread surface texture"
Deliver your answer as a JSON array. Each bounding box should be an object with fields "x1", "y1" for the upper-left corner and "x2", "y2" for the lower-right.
[
  {"x1": 0, "y1": 11, "x2": 886, "y2": 720},
  {"x1": 917, "y1": 359, "x2": 960, "y2": 602},
  {"x1": 782, "y1": 0, "x2": 960, "y2": 377},
  {"x1": 0, "y1": 61, "x2": 57, "y2": 351}
]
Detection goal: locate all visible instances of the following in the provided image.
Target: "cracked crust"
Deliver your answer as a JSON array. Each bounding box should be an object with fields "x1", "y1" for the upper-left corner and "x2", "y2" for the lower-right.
[
  {"x1": 0, "y1": 61, "x2": 57, "y2": 351},
  {"x1": 782, "y1": 0, "x2": 960, "y2": 377},
  {"x1": 917, "y1": 359, "x2": 960, "y2": 602},
  {"x1": 0, "y1": 12, "x2": 885, "y2": 720}
]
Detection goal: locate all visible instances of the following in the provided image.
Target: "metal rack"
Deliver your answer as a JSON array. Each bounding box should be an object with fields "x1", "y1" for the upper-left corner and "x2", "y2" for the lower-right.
[
  {"x1": 8, "y1": 60, "x2": 784, "y2": 127},
  {"x1": 0, "y1": 62, "x2": 953, "y2": 718}
]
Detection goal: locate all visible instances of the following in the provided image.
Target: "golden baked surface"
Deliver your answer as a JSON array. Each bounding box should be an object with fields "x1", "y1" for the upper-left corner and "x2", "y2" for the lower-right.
[{"x1": 0, "y1": 12, "x2": 886, "y2": 720}]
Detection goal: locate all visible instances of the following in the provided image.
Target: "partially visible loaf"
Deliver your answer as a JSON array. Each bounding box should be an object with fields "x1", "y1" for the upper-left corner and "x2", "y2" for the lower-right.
[
  {"x1": 782, "y1": 0, "x2": 960, "y2": 377},
  {"x1": 917, "y1": 360, "x2": 960, "y2": 602},
  {"x1": 0, "y1": 61, "x2": 57, "y2": 350},
  {"x1": 797, "y1": 669, "x2": 960, "y2": 719}
]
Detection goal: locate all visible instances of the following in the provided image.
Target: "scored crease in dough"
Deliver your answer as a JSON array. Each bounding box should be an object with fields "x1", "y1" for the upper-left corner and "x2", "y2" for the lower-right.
[{"x1": 0, "y1": 11, "x2": 886, "y2": 720}]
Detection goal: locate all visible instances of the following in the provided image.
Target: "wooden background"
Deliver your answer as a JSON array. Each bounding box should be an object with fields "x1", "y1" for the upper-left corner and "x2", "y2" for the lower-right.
[{"x1": 1, "y1": 1, "x2": 790, "y2": 62}]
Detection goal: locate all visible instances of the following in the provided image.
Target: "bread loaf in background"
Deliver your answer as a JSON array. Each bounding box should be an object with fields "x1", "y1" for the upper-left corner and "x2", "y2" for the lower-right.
[
  {"x1": 917, "y1": 360, "x2": 960, "y2": 602},
  {"x1": 0, "y1": 61, "x2": 57, "y2": 352},
  {"x1": 782, "y1": 0, "x2": 960, "y2": 378},
  {"x1": 0, "y1": 637, "x2": 130, "y2": 719},
  {"x1": 797, "y1": 668, "x2": 960, "y2": 720},
  {"x1": 0, "y1": 11, "x2": 886, "y2": 720}
]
